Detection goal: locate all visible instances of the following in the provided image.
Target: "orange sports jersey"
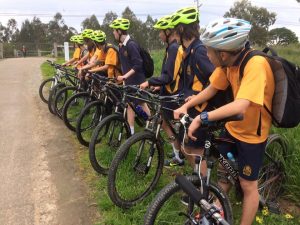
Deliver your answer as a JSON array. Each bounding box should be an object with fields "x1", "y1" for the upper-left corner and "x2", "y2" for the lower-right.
[
  {"x1": 94, "y1": 48, "x2": 106, "y2": 66},
  {"x1": 73, "y1": 47, "x2": 81, "y2": 59},
  {"x1": 105, "y1": 48, "x2": 121, "y2": 78},
  {"x1": 209, "y1": 55, "x2": 275, "y2": 144}
]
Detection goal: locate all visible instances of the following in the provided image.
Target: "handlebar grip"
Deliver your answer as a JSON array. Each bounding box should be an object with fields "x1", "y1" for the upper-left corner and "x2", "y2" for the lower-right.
[{"x1": 175, "y1": 176, "x2": 203, "y2": 204}]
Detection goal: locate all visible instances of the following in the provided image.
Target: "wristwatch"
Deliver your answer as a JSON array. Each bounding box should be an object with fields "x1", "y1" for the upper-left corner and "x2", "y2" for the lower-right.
[{"x1": 199, "y1": 111, "x2": 209, "y2": 125}]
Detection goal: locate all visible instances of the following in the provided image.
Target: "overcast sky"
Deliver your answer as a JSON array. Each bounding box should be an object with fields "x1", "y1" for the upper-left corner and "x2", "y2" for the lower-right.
[{"x1": 0, "y1": 0, "x2": 300, "y2": 38}]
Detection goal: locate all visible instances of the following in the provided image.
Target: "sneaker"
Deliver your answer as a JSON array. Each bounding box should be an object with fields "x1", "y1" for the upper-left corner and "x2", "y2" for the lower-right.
[
  {"x1": 164, "y1": 157, "x2": 184, "y2": 168},
  {"x1": 167, "y1": 152, "x2": 175, "y2": 158}
]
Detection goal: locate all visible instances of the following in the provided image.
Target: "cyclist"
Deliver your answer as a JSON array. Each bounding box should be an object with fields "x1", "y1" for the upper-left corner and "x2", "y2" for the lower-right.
[
  {"x1": 74, "y1": 29, "x2": 97, "y2": 78},
  {"x1": 171, "y1": 6, "x2": 215, "y2": 168},
  {"x1": 62, "y1": 35, "x2": 85, "y2": 67},
  {"x1": 175, "y1": 18, "x2": 274, "y2": 225},
  {"x1": 110, "y1": 18, "x2": 150, "y2": 135},
  {"x1": 88, "y1": 30, "x2": 122, "y2": 80},
  {"x1": 140, "y1": 15, "x2": 184, "y2": 167}
]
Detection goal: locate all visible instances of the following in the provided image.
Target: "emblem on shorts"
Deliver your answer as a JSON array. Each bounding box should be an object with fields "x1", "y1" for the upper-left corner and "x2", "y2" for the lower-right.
[{"x1": 243, "y1": 165, "x2": 252, "y2": 176}]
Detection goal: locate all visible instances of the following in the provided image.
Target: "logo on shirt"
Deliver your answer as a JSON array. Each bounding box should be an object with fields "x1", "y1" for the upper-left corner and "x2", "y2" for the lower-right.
[
  {"x1": 243, "y1": 165, "x2": 252, "y2": 176},
  {"x1": 124, "y1": 50, "x2": 128, "y2": 57}
]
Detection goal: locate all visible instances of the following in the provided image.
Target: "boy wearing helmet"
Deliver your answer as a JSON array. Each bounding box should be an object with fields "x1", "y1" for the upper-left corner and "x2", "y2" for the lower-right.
[
  {"x1": 88, "y1": 30, "x2": 121, "y2": 79},
  {"x1": 171, "y1": 7, "x2": 215, "y2": 167},
  {"x1": 175, "y1": 18, "x2": 275, "y2": 225},
  {"x1": 140, "y1": 15, "x2": 184, "y2": 167},
  {"x1": 110, "y1": 18, "x2": 150, "y2": 135},
  {"x1": 63, "y1": 35, "x2": 85, "y2": 67}
]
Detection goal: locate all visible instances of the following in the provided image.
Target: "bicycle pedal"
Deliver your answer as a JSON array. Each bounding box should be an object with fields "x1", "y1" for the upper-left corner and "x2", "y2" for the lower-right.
[
  {"x1": 134, "y1": 163, "x2": 147, "y2": 175},
  {"x1": 266, "y1": 201, "x2": 281, "y2": 214}
]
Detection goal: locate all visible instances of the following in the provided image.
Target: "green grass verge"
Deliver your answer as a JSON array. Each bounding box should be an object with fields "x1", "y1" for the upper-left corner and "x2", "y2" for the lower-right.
[{"x1": 40, "y1": 45, "x2": 300, "y2": 225}]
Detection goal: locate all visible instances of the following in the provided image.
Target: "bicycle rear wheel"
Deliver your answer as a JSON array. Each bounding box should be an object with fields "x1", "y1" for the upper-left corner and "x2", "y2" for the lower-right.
[
  {"x1": 144, "y1": 175, "x2": 233, "y2": 225},
  {"x1": 107, "y1": 131, "x2": 164, "y2": 209},
  {"x1": 258, "y1": 133, "x2": 287, "y2": 205},
  {"x1": 89, "y1": 113, "x2": 131, "y2": 175}
]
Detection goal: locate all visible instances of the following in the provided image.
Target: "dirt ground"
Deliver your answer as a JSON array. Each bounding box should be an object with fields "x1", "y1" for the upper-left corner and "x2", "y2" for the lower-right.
[{"x1": 0, "y1": 58, "x2": 96, "y2": 225}]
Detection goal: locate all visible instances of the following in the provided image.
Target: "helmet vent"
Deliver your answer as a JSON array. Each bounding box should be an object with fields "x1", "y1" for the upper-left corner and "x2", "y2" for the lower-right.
[{"x1": 224, "y1": 32, "x2": 237, "y2": 39}]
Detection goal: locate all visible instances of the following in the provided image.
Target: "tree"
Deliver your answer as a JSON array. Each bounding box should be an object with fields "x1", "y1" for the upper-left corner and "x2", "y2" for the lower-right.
[
  {"x1": 224, "y1": 0, "x2": 276, "y2": 46},
  {"x1": 81, "y1": 15, "x2": 101, "y2": 30},
  {"x1": 269, "y1": 27, "x2": 299, "y2": 45},
  {"x1": 0, "y1": 22, "x2": 6, "y2": 42},
  {"x1": 4, "y1": 19, "x2": 19, "y2": 42}
]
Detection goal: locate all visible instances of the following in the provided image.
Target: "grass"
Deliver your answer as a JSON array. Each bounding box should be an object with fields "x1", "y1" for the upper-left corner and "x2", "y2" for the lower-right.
[{"x1": 40, "y1": 44, "x2": 300, "y2": 225}]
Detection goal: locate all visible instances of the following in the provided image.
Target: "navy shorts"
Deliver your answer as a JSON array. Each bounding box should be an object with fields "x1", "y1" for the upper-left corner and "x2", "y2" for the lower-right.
[{"x1": 218, "y1": 129, "x2": 266, "y2": 181}]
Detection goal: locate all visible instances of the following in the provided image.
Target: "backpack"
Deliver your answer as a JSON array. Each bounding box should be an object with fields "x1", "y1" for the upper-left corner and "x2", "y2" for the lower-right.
[
  {"x1": 240, "y1": 47, "x2": 300, "y2": 128},
  {"x1": 127, "y1": 39, "x2": 154, "y2": 78}
]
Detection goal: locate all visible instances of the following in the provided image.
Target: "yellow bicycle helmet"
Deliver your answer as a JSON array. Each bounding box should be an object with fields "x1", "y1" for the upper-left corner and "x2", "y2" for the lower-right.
[
  {"x1": 70, "y1": 35, "x2": 84, "y2": 44},
  {"x1": 81, "y1": 29, "x2": 94, "y2": 39},
  {"x1": 70, "y1": 35, "x2": 77, "y2": 42},
  {"x1": 91, "y1": 30, "x2": 106, "y2": 43},
  {"x1": 171, "y1": 7, "x2": 199, "y2": 26},
  {"x1": 109, "y1": 18, "x2": 130, "y2": 30},
  {"x1": 153, "y1": 15, "x2": 174, "y2": 30}
]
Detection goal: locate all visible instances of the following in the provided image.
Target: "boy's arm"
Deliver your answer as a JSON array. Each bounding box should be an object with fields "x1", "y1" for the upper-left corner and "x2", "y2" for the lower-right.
[
  {"x1": 89, "y1": 64, "x2": 109, "y2": 73},
  {"x1": 174, "y1": 84, "x2": 218, "y2": 119}
]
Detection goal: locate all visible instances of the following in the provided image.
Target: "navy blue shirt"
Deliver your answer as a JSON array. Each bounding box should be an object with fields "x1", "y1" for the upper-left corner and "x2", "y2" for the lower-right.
[
  {"x1": 119, "y1": 38, "x2": 146, "y2": 85},
  {"x1": 181, "y1": 39, "x2": 215, "y2": 98},
  {"x1": 148, "y1": 40, "x2": 183, "y2": 95}
]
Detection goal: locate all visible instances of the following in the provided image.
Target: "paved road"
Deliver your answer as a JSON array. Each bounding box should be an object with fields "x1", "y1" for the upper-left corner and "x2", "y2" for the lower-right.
[{"x1": 0, "y1": 58, "x2": 95, "y2": 225}]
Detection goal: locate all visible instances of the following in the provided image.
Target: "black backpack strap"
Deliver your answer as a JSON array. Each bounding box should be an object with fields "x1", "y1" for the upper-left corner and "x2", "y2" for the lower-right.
[{"x1": 190, "y1": 43, "x2": 208, "y2": 87}]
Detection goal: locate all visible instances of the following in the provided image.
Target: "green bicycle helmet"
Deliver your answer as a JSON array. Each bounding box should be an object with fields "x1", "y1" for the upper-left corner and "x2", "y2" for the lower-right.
[
  {"x1": 153, "y1": 15, "x2": 174, "y2": 30},
  {"x1": 171, "y1": 7, "x2": 199, "y2": 26},
  {"x1": 75, "y1": 35, "x2": 84, "y2": 44},
  {"x1": 109, "y1": 18, "x2": 130, "y2": 30},
  {"x1": 81, "y1": 29, "x2": 94, "y2": 39},
  {"x1": 70, "y1": 35, "x2": 77, "y2": 42},
  {"x1": 91, "y1": 30, "x2": 106, "y2": 43}
]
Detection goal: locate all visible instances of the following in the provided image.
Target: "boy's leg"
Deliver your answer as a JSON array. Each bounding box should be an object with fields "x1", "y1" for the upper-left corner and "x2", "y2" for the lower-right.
[
  {"x1": 239, "y1": 178, "x2": 259, "y2": 225},
  {"x1": 127, "y1": 105, "x2": 135, "y2": 135}
]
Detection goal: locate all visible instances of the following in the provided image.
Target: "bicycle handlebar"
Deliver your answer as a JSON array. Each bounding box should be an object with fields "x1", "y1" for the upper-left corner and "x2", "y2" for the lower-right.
[{"x1": 175, "y1": 175, "x2": 230, "y2": 225}]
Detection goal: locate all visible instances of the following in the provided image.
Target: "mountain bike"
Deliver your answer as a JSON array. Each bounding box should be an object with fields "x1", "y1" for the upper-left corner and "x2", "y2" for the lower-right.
[
  {"x1": 144, "y1": 114, "x2": 287, "y2": 224},
  {"x1": 88, "y1": 84, "x2": 150, "y2": 175},
  {"x1": 107, "y1": 89, "x2": 183, "y2": 208}
]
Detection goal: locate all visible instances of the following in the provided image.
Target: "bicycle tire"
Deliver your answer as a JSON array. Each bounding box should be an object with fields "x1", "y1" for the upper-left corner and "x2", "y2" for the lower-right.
[
  {"x1": 39, "y1": 78, "x2": 55, "y2": 103},
  {"x1": 76, "y1": 100, "x2": 109, "y2": 147},
  {"x1": 144, "y1": 175, "x2": 233, "y2": 225},
  {"x1": 62, "y1": 92, "x2": 91, "y2": 131},
  {"x1": 258, "y1": 133, "x2": 288, "y2": 205},
  {"x1": 89, "y1": 113, "x2": 131, "y2": 175},
  {"x1": 107, "y1": 131, "x2": 164, "y2": 209},
  {"x1": 54, "y1": 86, "x2": 79, "y2": 119},
  {"x1": 48, "y1": 83, "x2": 66, "y2": 115}
]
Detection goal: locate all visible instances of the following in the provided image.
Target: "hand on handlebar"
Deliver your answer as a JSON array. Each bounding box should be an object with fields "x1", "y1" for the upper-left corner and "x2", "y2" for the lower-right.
[
  {"x1": 174, "y1": 106, "x2": 188, "y2": 120},
  {"x1": 188, "y1": 116, "x2": 201, "y2": 141}
]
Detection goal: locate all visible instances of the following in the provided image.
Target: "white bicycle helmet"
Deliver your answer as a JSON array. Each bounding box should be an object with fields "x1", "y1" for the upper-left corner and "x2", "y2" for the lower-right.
[{"x1": 201, "y1": 18, "x2": 252, "y2": 51}]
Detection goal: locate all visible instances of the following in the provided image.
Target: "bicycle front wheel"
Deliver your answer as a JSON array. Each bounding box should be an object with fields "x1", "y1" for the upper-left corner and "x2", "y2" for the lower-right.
[
  {"x1": 144, "y1": 175, "x2": 233, "y2": 225},
  {"x1": 62, "y1": 92, "x2": 91, "y2": 131},
  {"x1": 76, "y1": 100, "x2": 109, "y2": 147},
  {"x1": 89, "y1": 113, "x2": 131, "y2": 175},
  {"x1": 39, "y1": 78, "x2": 55, "y2": 103},
  {"x1": 107, "y1": 131, "x2": 164, "y2": 209}
]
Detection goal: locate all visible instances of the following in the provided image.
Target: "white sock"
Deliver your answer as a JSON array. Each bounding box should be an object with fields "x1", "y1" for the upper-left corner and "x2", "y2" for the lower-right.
[
  {"x1": 130, "y1": 126, "x2": 134, "y2": 135},
  {"x1": 173, "y1": 148, "x2": 182, "y2": 162}
]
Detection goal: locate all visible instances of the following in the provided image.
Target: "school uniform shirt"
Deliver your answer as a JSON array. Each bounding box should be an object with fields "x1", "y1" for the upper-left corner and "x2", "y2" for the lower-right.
[
  {"x1": 105, "y1": 45, "x2": 121, "y2": 79},
  {"x1": 209, "y1": 52, "x2": 275, "y2": 144},
  {"x1": 148, "y1": 40, "x2": 183, "y2": 95},
  {"x1": 73, "y1": 47, "x2": 81, "y2": 59},
  {"x1": 181, "y1": 39, "x2": 215, "y2": 112},
  {"x1": 119, "y1": 35, "x2": 146, "y2": 85},
  {"x1": 93, "y1": 48, "x2": 106, "y2": 67}
]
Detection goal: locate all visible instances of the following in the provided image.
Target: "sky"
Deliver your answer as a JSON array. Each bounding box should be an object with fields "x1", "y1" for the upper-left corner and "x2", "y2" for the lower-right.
[{"x1": 0, "y1": 0, "x2": 300, "y2": 38}]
